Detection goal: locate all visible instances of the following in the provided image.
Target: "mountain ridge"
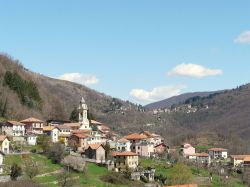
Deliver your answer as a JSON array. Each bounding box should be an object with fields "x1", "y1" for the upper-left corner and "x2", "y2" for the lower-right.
[{"x1": 144, "y1": 91, "x2": 219, "y2": 110}]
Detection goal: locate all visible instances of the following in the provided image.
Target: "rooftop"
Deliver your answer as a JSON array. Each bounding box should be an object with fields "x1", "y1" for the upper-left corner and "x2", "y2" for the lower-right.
[
  {"x1": 43, "y1": 126, "x2": 58, "y2": 131},
  {"x1": 7, "y1": 121, "x2": 25, "y2": 126},
  {"x1": 230, "y1": 155, "x2": 250, "y2": 160},
  {"x1": 124, "y1": 133, "x2": 148, "y2": 140},
  {"x1": 86, "y1": 144, "x2": 103, "y2": 150},
  {"x1": 112, "y1": 151, "x2": 138, "y2": 156},
  {"x1": 244, "y1": 157, "x2": 250, "y2": 162},
  {"x1": 20, "y1": 117, "x2": 43, "y2": 123},
  {"x1": 0, "y1": 135, "x2": 8, "y2": 142},
  {"x1": 208, "y1": 148, "x2": 228, "y2": 151},
  {"x1": 117, "y1": 138, "x2": 129, "y2": 143},
  {"x1": 72, "y1": 133, "x2": 90, "y2": 139}
]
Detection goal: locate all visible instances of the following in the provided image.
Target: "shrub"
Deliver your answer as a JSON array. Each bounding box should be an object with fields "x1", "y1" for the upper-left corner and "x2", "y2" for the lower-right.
[
  {"x1": 100, "y1": 172, "x2": 128, "y2": 185},
  {"x1": 10, "y1": 163, "x2": 22, "y2": 181},
  {"x1": 30, "y1": 148, "x2": 37, "y2": 153}
]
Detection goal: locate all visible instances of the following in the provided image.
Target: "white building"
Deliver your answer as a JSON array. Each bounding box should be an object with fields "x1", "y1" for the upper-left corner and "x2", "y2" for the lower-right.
[
  {"x1": 43, "y1": 126, "x2": 60, "y2": 143},
  {"x1": 87, "y1": 131, "x2": 106, "y2": 145},
  {"x1": 208, "y1": 148, "x2": 228, "y2": 159},
  {"x1": 0, "y1": 151, "x2": 5, "y2": 174},
  {"x1": 0, "y1": 135, "x2": 10, "y2": 154},
  {"x1": 79, "y1": 97, "x2": 91, "y2": 130},
  {"x1": 0, "y1": 121, "x2": 25, "y2": 137},
  {"x1": 26, "y1": 133, "x2": 37, "y2": 146},
  {"x1": 116, "y1": 138, "x2": 131, "y2": 152},
  {"x1": 230, "y1": 155, "x2": 250, "y2": 167},
  {"x1": 21, "y1": 117, "x2": 44, "y2": 134}
]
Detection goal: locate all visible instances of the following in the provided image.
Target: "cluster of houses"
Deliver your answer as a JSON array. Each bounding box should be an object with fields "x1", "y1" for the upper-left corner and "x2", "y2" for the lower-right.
[
  {"x1": 0, "y1": 97, "x2": 167, "y2": 180},
  {"x1": 0, "y1": 97, "x2": 249, "y2": 183},
  {"x1": 153, "y1": 104, "x2": 209, "y2": 116},
  {"x1": 182, "y1": 143, "x2": 250, "y2": 168}
]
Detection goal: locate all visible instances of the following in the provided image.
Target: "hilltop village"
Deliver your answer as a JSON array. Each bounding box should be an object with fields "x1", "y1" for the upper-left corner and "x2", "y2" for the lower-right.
[{"x1": 0, "y1": 97, "x2": 249, "y2": 186}]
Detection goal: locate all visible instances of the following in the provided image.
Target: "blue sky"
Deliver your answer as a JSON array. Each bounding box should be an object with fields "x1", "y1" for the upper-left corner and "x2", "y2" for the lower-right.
[{"x1": 0, "y1": 1, "x2": 250, "y2": 104}]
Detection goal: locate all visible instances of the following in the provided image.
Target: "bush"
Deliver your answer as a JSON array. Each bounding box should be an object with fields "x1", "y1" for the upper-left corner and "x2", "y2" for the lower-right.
[
  {"x1": 10, "y1": 163, "x2": 22, "y2": 181},
  {"x1": 100, "y1": 172, "x2": 128, "y2": 185},
  {"x1": 47, "y1": 142, "x2": 65, "y2": 164},
  {"x1": 30, "y1": 148, "x2": 37, "y2": 153}
]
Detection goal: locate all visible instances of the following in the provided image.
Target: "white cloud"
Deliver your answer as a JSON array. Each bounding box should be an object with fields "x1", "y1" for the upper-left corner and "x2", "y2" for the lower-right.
[
  {"x1": 167, "y1": 63, "x2": 223, "y2": 78},
  {"x1": 234, "y1": 30, "x2": 250, "y2": 44},
  {"x1": 58, "y1": 73, "x2": 99, "y2": 86},
  {"x1": 130, "y1": 85, "x2": 186, "y2": 104}
]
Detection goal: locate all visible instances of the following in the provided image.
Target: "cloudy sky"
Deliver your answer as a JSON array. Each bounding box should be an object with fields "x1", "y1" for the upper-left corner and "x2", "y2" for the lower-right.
[{"x1": 0, "y1": 1, "x2": 250, "y2": 104}]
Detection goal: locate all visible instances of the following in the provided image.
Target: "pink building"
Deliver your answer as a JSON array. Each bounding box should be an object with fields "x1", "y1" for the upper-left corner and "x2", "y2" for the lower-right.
[{"x1": 182, "y1": 143, "x2": 195, "y2": 157}]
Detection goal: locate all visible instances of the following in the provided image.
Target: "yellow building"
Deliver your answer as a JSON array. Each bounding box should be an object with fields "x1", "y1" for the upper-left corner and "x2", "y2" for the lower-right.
[{"x1": 112, "y1": 151, "x2": 138, "y2": 172}]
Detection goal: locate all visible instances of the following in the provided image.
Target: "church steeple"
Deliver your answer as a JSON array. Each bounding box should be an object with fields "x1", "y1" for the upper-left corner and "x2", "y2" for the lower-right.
[{"x1": 78, "y1": 97, "x2": 90, "y2": 130}]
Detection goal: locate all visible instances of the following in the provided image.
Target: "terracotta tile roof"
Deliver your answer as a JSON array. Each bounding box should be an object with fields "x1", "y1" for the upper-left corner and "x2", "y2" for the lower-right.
[
  {"x1": 57, "y1": 125, "x2": 71, "y2": 130},
  {"x1": 63, "y1": 123, "x2": 80, "y2": 128},
  {"x1": 72, "y1": 133, "x2": 90, "y2": 139},
  {"x1": 86, "y1": 144, "x2": 103, "y2": 150},
  {"x1": 20, "y1": 117, "x2": 43, "y2": 123},
  {"x1": 154, "y1": 143, "x2": 167, "y2": 148},
  {"x1": 72, "y1": 129, "x2": 91, "y2": 134},
  {"x1": 118, "y1": 138, "x2": 129, "y2": 142},
  {"x1": 124, "y1": 133, "x2": 148, "y2": 140},
  {"x1": 0, "y1": 135, "x2": 8, "y2": 142},
  {"x1": 164, "y1": 184, "x2": 198, "y2": 187},
  {"x1": 112, "y1": 151, "x2": 138, "y2": 156},
  {"x1": 7, "y1": 121, "x2": 25, "y2": 126},
  {"x1": 196, "y1": 152, "x2": 209, "y2": 157},
  {"x1": 208, "y1": 148, "x2": 227, "y2": 151},
  {"x1": 43, "y1": 126, "x2": 59, "y2": 131},
  {"x1": 230, "y1": 155, "x2": 250, "y2": 160},
  {"x1": 244, "y1": 157, "x2": 250, "y2": 162}
]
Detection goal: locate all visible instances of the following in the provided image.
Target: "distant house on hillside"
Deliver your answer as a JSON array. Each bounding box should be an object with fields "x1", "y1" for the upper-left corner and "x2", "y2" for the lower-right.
[
  {"x1": 181, "y1": 143, "x2": 195, "y2": 157},
  {"x1": 0, "y1": 135, "x2": 10, "y2": 154},
  {"x1": 57, "y1": 125, "x2": 71, "y2": 146},
  {"x1": 20, "y1": 117, "x2": 44, "y2": 134},
  {"x1": 26, "y1": 133, "x2": 37, "y2": 146},
  {"x1": 43, "y1": 126, "x2": 60, "y2": 143},
  {"x1": 154, "y1": 143, "x2": 168, "y2": 155},
  {"x1": 187, "y1": 152, "x2": 211, "y2": 165},
  {"x1": 116, "y1": 138, "x2": 131, "y2": 152},
  {"x1": 69, "y1": 133, "x2": 90, "y2": 152},
  {"x1": 230, "y1": 155, "x2": 250, "y2": 167},
  {"x1": 208, "y1": 148, "x2": 228, "y2": 159},
  {"x1": 112, "y1": 151, "x2": 138, "y2": 172},
  {"x1": 0, "y1": 121, "x2": 26, "y2": 144},
  {"x1": 0, "y1": 121, "x2": 25, "y2": 137},
  {"x1": 123, "y1": 133, "x2": 148, "y2": 153},
  {"x1": 85, "y1": 144, "x2": 105, "y2": 163}
]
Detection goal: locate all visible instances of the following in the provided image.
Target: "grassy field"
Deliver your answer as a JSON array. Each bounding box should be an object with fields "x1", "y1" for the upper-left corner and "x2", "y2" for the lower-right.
[
  {"x1": 4, "y1": 154, "x2": 140, "y2": 187},
  {"x1": 4, "y1": 154, "x2": 246, "y2": 187},
  {"x1": 4, "y1": 154, "x2": 62, "y2": 175}
]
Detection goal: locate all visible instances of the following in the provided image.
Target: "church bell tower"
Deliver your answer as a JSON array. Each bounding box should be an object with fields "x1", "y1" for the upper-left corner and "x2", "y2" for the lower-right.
[{"x1": 78, "y1": 97, "x2": 91, "y2": 130}]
